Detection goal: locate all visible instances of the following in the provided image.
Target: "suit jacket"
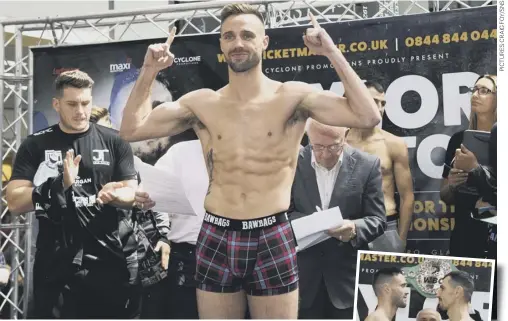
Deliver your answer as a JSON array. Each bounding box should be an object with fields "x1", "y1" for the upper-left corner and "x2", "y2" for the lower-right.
[{"x1": 289, "y1": 145, "x2": 386, "y2": 310}]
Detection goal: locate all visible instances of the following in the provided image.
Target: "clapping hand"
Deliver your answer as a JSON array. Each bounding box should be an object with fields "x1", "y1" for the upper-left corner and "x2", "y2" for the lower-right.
[
  {"x1": 63, "y1": 150, "x2": 81, "y2": 190},
  {"x1": 97, "y1": 182, "x2": 124, "y2": 205}
]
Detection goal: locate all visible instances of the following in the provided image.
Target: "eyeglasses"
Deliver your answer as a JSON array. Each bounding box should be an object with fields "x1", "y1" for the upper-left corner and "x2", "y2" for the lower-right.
[
  {"x1": 468, "y1": 87, "x2": 496, "y2": 96},
  {"x1": 311, "y1": 143, "x2": 342, "y2": 153}
]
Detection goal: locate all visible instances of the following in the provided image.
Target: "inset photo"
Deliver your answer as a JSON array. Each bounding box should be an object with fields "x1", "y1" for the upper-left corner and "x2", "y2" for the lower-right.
[{"x1": 354, "y1": 251, "x2": 495, "y2": 321}]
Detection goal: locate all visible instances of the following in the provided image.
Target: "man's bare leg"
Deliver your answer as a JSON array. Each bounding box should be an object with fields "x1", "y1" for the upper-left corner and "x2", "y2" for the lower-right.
[
  {"x1": 247, "y1": 289, "x2": 299, "y2": 319},
  {"x1": 196, "y1": 289, "x2": 247, "y2": 319}
]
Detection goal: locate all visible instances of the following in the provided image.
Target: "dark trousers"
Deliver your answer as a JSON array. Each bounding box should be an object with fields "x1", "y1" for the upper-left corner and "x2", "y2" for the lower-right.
[
  {"x1": 299, "y1": 278, "x2": 353, "y2": 320},
  {"x1": 141, "y1": 242, "x2": 199, "y2": 319},
  {"x1": 34, "y1": 259, "x2": 141, "y2": 319}
]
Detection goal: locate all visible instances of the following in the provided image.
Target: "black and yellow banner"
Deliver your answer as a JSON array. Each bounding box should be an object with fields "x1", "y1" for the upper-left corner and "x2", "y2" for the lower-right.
[{"x1": 32, "y1": 6, "x2": 496, "y2": 255}]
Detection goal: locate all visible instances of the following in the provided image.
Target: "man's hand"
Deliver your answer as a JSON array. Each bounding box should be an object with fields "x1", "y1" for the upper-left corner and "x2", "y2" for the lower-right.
[
  {"x1": 143, "y1": 26, "x2": 176, "y2": 71},
  {"x1": 448, "y1": 168, "x2": 468, "y2": 187},
  {"x1": 398, "y1": 232, "x2": 407, "y2": 249},
  {"x1": 135, "y1": 186, "x2": 156, "y2": 210},
  {"x1": 327, "y1": 220, "x2": 356, "y2": 242},
  {"x1": 97, "y1": 182, "x2": 123, "y2": 205},
  {"x1": 454, "y1": 144, "x2": 479, "y2": 172},
  {"x1": 63, "y1": 150, "x2": 82, "y2": 189},
  {"x1": 302, "y1": 13, "x2": 336, "y2": 56},
  {"x1": 154, "y1": 241, "x2": 171, "y2": 270},
  {"x1": 476, "y1": 198, "x2": 493, "y2": 209}
]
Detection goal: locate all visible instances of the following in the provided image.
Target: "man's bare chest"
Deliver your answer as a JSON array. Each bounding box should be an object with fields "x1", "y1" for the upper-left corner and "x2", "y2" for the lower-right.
[
  {"x1": 351, "y1": 139, "x2": 393, "y2": 174},
  {"x1": 194, "y1": 96, "x2": 304, "y2": 141}
]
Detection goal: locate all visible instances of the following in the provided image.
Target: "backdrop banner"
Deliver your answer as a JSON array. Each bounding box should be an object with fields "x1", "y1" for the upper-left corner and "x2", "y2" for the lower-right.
[
  {"x1": 32, "y1": 6, "x2": 497, "y2": 254},
  {"x1": 355, "y1": 252, "x2": 495, "y2": 321}
]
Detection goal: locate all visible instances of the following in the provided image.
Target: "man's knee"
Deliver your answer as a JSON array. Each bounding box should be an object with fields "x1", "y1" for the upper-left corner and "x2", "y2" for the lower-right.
[{"x1": 196, "y1": 289, "x2": 247, "y2": 319}]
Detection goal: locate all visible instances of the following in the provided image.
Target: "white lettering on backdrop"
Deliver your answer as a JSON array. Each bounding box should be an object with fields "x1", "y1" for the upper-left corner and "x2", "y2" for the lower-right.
[{"x1": 309, "y1": 72, "x2": 480, "y2": 180}]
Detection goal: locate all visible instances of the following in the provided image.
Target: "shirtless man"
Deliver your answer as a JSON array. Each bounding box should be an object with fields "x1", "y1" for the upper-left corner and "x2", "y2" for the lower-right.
[
  {"x1": 346, "y1": 81, "x2": 414, "y2": 251},
  {"x1": 437, "y1": 271, "x2": 475, "y2": 321},
  {"x1": 365, "y1": 267, "x2": 409, "y2": 321},
  {"x1": 120, "y1": 4, "x2": 380, "y2": 319}
]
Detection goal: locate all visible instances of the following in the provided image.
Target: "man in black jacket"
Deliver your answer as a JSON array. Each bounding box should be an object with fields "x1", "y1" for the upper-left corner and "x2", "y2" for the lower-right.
[{"x1": 289, "y1": 119, "x2": 386, "y2": 319}]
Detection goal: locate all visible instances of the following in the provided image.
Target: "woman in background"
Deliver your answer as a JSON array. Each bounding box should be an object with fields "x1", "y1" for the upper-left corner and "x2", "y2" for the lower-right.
[{"x1": 440, "y1": 74, "x2": 496, "y2": 259}]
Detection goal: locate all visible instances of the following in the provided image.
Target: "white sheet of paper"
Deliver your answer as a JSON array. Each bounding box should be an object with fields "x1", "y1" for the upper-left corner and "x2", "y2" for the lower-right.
[
  {"x1": 292, "y1": 206, "x2": 344, "y2": 251},
  {"x1": 296, "y1": 232, "x2": 331, "y2": 252},
  {"x1": 134, "y1": 157, "x2": 196, "y2": 215},
  {"x1": 292, "y1": 206, "x2": 344, "y2": 239}
]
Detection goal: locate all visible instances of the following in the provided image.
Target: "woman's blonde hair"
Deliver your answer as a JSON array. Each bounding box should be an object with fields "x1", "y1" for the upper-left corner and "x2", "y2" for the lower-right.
[
  {"x1": 469, "y1": 74, "x2": 497, "y2": 129},
  {"x1": 90, "y1": 106, "x2": 111, "y2": 125}
]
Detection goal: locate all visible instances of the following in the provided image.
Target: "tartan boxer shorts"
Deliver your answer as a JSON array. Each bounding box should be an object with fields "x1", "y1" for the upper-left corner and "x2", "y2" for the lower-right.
[{"x1": 195, "y1": 211, "x2": 299, "y2": 296}]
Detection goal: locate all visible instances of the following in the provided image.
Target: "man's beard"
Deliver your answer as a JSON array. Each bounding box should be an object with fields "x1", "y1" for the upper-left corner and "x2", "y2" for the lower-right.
[
  {"x1": 226, "y1": 53, "x2": 261, "y2": 73},
  {"x1": 395, "y1": 297, "x2": 407, "y2": 309}
]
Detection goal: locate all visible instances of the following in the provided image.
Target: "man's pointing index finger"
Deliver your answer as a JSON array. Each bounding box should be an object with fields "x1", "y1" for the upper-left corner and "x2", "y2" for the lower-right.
[
  {"x1": 166, "y1": 26, "x2": 177, "y2": 46},
  {"x1": 308, "y1": 13, "x2": 320, "y2": 29}
]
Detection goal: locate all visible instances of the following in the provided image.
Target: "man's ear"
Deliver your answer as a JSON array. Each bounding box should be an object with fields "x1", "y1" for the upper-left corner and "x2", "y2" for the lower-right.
[
  {"x1": 454, "y1": 285, "x2": 464, "y2": 300},
  {"x1": 263, "y1": 35, "x2": 269, "y2": 50},
  {"x1": 52, "y1": 98, "x2": 60, "y2": 112}
]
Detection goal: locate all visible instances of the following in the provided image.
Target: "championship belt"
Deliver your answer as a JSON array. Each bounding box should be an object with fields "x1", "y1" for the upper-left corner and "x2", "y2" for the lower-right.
[{"x1": 402, "y1": 259, "x2": 458, "y2": 298}]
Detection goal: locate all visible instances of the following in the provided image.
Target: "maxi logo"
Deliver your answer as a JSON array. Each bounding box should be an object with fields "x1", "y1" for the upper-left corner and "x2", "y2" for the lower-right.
[
  {"x1": 92, "y1": 149, "x2": 110, "y2": 166},
  {"x1": 110, "y1": 62, "x2": 131, "y2": 73}
]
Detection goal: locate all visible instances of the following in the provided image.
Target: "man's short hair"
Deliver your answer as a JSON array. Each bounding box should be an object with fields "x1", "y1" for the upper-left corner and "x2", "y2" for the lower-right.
[
  {"x1": 90, "y1": 106, "x2": 110, "y2": 124},
  {"x1": 54, "y1": 70, "x2": 94, "y2": 97},
  {"x1": 220, "y1": 3, "x2": 264, "y2": 26},
  {"x1": 373, "y1": 267, "x2": 403, "y2": 296},
  {"x1": 443, "y1": 271, "x2": 475, "y2": 303},
  {"x1": 343, "y1": 80, "x2": 384, "y2": 98},
  {"x1": 364, "y1": 80, "x2": 384, "y2": 93}
]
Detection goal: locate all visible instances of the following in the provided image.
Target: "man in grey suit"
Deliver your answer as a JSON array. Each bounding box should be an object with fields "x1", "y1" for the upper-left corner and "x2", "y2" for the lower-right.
[{"x1": 289, "y1": 119, "x2": 386, "y2": 319}]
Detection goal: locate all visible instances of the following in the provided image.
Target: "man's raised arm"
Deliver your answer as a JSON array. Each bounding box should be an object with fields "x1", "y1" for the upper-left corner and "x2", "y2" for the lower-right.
[
  {"x1": 295, "y1": 14, "x2": 381, "y2": 129},
  {"x1": 119, "y1": 27, "x2": 199, "y2": 142}
]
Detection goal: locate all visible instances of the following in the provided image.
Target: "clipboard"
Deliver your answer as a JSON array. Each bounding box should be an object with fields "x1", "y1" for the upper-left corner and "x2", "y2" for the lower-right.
[
  {"x1": 462, "y1": 130, "x2": 490, "y2": 165},
  {"x1": 455, "y1": 130, "x2": 490, "y2": 196}
]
